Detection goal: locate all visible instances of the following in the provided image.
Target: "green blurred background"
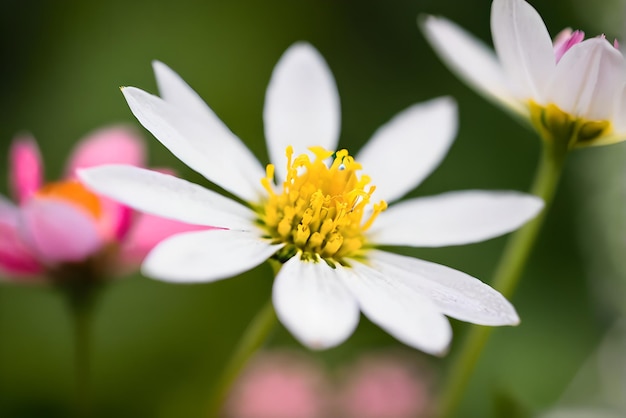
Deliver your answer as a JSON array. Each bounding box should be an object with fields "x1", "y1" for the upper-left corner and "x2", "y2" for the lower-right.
[{"x1": 1, "y1": 0, "x2": 626, "y2": 416}]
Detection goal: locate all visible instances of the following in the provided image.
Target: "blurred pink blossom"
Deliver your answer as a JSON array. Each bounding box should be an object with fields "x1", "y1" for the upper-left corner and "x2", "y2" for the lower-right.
[
  {"x1": 0, "y1": 126, "x2": 204, "y2": 282},
  {"x1": 225, "y1": 350, "x2": 434, "y2": 418},
  {"x1": 224, "y1": 351, "x2": 330, "y2": 418},
  {"x1": 335, "y1": 351, "x2": 434, "y2": 418}
]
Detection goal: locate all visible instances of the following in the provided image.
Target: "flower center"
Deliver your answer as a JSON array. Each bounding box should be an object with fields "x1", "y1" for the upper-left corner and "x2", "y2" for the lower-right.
[
  {"x1": 528, "y1": 100, "x2": 612, "y2": 148},
  {"x1": 36, "y1": 180, "x2": 102, "y2": 219},
  {"x1": 259, "y1": 146, "x2": 387, "y2": 265}
]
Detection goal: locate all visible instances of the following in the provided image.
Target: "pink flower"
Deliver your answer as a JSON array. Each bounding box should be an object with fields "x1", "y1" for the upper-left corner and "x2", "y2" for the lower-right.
[
  {"x1": 335, "y1": 352, "x2": 434, "y2": 418},
  {"x1": 225, "y1": 350, "x2": 434, "y2": 418},
  {"x1": 224, "y1": 351, "x2": 330, "y2": 418},
  {"x1": 0, "y1": 126, "x2": 203, "y2": 281}
]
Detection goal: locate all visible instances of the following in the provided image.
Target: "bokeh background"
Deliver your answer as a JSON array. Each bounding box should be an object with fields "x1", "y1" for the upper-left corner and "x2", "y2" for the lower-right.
[{"x1": 2, "y1": 0, "x2": 626, "y2": 416}]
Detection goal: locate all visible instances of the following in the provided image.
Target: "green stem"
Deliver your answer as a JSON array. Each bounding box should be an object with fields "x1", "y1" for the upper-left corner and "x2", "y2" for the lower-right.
[
  {"x1": 206, "y1": 299, "x2": 278, "y2": 418},
  {"x1": 437, "y1": 140, "x2": 568, "y2": 418},
  {"x1": 67, "y1": 288, "x2": 97, "y2": 418},
  {"x1": 73, "y1": 303, "x2": 92, "y2": 417}
]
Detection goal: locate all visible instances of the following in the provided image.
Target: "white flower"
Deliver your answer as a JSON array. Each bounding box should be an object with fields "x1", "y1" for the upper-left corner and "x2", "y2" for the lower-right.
[
  {"x1": 79, "y1": 42, "x2": 543, "y2": 355},
  {"x1": 421, "y1": 0, "x2": 626, "y2": 148}
]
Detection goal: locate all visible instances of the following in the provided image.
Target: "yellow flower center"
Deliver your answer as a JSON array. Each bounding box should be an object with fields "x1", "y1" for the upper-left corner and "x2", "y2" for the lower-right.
[
  {"x1": 36, "y1": 180, "x2": 102, "y2": 219},
  {"x1": 528, "y1": 100, "x2": 612, "y2": 148},
  {"x1": 259, "y1": 146, "x2": 387, "y2": 266}
]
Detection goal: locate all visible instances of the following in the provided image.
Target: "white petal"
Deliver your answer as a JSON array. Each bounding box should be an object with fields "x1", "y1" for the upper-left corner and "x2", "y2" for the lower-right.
[
  {"x1": 273, "y1": 254, "x2": 360, "y2": 349},
  {"x1": 153, "y1": 61, "x2": 217, "y2": 120},
  {"x1": 153, "y1": 61, "x2": 276, "y2": 159},
  {"x1": 369, "y1": 190, "x2": 543, "y2": 247},
  {"x1": 264, "y1": 43, "x2": 341, "y2": 180},
  {"x1": 597, "y1": 84, "x2": 626, "y2": 146},
  {"x1": 122, "y1": 86, "x2": 266, "y2": 202},
  {"x1": 491, "y1": 0, "x2": 555, "y2": 100},
  {"x1": 614, "y1": 85, "x2": 626, "y2": 132},
  {"x1": 340, "y1": 260, "x2": 452, "y2": 355},
  {"x1": 582, "y1": 82, "x2": 626, "y2": 147},
  {"x1": 367, "y1": 250, "x2": 519, "y2": 326},
  {"x1": 548, "y1": 39, "x2": 626, "y2": 120},
  {"x1": 142, "y1": 229, "x2": 283, "y2": 282},
  {"x1": 79, "y1": 165, "x2": 256, "y2": 230},
  {"x1": 356, "y1": 97, "x2": 458, "y2": 203},
  {"x1": 419, "y1": 15, "x2": 525, "y2": 116}
]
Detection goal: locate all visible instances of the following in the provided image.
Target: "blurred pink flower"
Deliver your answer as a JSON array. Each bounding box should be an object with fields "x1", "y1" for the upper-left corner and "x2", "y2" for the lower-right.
[
  {"x1": 0, "y1": 126, "x2": 203, "y2": 281},
  {"x1": 224, "y1": 351, "x2": 330, "y2": 418},
  {"x1": 335, "y1": 352, "x2": 434, "y2": 418},
  {"x1": 225, "y1": 350, "x2": 434, "y2": 418}
]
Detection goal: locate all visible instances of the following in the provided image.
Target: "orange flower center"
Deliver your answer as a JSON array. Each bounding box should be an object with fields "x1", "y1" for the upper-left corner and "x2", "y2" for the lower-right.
[{"x1": 36, "y1": 180, "x2": 102, "y2": 219}]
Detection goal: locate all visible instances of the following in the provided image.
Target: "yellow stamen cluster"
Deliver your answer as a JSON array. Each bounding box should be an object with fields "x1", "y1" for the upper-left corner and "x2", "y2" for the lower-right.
[
  {"x1": 528, "y1": 101, "x2": 612, "y2": 148},
  {"x1": 259, "y1": 146, "x2": 387, "y2": 265}
]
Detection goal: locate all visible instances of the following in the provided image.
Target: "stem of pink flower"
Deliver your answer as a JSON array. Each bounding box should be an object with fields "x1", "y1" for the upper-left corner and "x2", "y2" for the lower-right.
[
  {"x1": 437, "y1": 138, "x2": 568, "y2": 418},
  {"x1": 206, "y1": 297, "x2": 278, "y2": 418},
  {"x1": 54, "y1": 266, "x2": 102, "y2": 418},
  {"x1": 72, "y1": 300, "x2": 93, "y2": 418}
]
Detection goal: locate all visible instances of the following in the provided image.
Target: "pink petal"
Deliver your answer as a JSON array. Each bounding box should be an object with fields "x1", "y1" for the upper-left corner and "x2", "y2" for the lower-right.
[
  {"x1": 18, "y1": 198, "x2": 104, "y2": 265},
  {"x1": 9, "y1": 135, "x2": 44, "y2": 204},
  {"x1": 0, "y1": 201, "x2": 43, "y2": 277},
  {"x1": 553, "y1": 28, "x2": 574, "y2": 50},
  {"x1": 67, "y1": 126, "x2": 146, "y2": 240},
  {"x1": 65, "y1": 126, "x2": 146, "y2": 177},
  {"x1": 96, "y1": 196, "x2": 134, "y2": 242},
  {"x1": 0, "y1": 224, "x2": 43, "y2": 278},
  {"x1": 553, "y1": 28, "x2": 585, "y2": 63},
  {"x1": 117, "y1": 213, "x2": 211, "y2": 270}
]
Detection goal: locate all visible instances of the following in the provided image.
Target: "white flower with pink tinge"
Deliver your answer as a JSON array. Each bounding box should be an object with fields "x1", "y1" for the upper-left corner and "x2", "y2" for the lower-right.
[
  {"x1": 0, "y1": 127, "x2": 204, "y2": 281},
  {"x1": 421, "y1": 0, "x2": 626, "y2": 148},
  {"x1": 79, "y1": 42, "x2": 543, "y2": 355}
]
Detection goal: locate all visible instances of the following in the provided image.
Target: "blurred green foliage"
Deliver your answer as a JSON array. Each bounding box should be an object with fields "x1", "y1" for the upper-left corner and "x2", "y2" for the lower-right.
[{"x1": 0, "y1": 0, "x2": 623, "y2": 416}]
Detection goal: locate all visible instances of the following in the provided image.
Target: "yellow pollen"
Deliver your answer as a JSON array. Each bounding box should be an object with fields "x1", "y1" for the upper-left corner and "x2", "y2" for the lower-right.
[
  {"x1": 36, "y1": 180, "x2": 102, "y2": 219},
  {"x1": 259, "y1": 146, "x2": 386, "y2": 264},
  {"x1": 528, "y1": 100, "x2": 612, "y2": 148}
]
